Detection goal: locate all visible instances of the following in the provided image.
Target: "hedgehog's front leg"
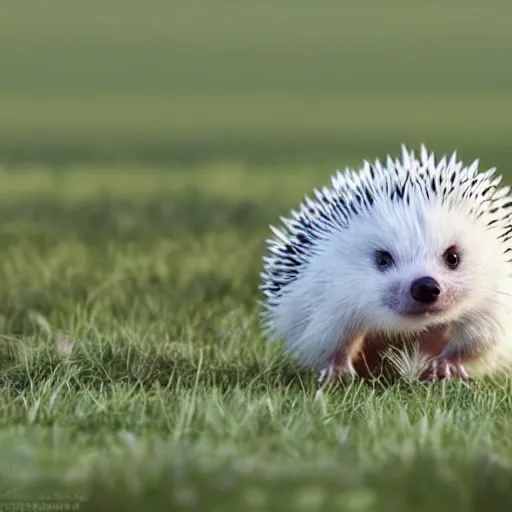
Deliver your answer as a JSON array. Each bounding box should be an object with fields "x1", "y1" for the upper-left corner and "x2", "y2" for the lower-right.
[
  {"x1": 318, "y1": 332, "x2": 366, "y2": 383},
  {"x1": 318, "y1": 349, "x2": 356, "y2": 383},
  {"x1": 419, "y1": 319, "x2": 495, "y2": 382}
]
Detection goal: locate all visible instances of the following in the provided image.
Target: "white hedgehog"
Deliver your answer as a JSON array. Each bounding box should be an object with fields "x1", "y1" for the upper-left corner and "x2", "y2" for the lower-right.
[{"x1": 260, "y1": 145, "x2": 512, "y2": 382}]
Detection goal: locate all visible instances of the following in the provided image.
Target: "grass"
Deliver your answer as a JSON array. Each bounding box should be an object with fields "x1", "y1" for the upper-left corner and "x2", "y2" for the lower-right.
[
  {"x1": 0, "y1": 162, "x2": 512, "y2": 510},
  {"x1": 2, "y1": 0, "x2": 512, "y2": 507}
]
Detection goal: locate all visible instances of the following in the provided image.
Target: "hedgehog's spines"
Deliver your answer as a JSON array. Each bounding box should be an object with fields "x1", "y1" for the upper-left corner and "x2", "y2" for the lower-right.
[
  {"x1": 401, "y1": 144, "x2": 413, "y2": 171},
  {"x1": 260, "y1": 145, "x2": 512, "y2": 308},
  {"x1": 420, "y1": 144, "x2": 428, "y2": 164},
  {"x1": 468, "y1": 159, "x2": 480, "y2": 177}
]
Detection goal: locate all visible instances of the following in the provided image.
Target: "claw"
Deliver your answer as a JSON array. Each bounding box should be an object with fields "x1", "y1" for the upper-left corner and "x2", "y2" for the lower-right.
[
  {"x1": 420, "y1": 357, "x2": 470, "y2": 382},
  {"x1": 318, "y1": 358, "x2": 357, "y2": 384}
]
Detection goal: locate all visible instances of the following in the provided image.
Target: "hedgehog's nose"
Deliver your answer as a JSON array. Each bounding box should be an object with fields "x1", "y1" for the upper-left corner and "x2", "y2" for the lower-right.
[{"x1": 410, "y1": 276, "x2": 441, "y2": 304}]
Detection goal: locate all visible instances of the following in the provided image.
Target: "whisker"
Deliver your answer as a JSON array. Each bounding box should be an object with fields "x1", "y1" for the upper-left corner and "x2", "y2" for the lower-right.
[{"x1": 479, "y1": 287, "x2": 512, "y2": 298}]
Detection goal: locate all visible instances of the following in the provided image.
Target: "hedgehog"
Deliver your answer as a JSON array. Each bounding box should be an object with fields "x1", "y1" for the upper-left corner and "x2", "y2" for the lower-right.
[{"x1": 259, "y1": 145, "x2": 512, "y2": 382}]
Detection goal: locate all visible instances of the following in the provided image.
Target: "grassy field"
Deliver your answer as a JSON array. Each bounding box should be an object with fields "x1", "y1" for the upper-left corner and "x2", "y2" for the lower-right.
[
  {"x1": 1, "y1": 0, "x2": 512, "y2": 508},
  {"x1": 0, "y1": 162, "x2": 510, "y2": 510}
]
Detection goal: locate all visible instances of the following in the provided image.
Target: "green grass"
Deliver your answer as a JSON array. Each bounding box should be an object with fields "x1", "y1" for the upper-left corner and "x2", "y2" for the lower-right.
[
  {"x1": 0, "y1": 162, "x2": 512, "y2": 510},
  {"x1": 2, "y1": 0, "x2": 512, "y2": 507},
  {"x1": 1, "y1": 0, "x2": 512, "y2": 165}
]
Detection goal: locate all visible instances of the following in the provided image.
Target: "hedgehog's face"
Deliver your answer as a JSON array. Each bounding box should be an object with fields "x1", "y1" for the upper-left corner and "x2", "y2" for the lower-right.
[
  {"x1": 376, "y1": 247, "x2": 459, "y2": 321},
  {"x1": 342, "y1": 199, "x2": 505, "y2": 332}
]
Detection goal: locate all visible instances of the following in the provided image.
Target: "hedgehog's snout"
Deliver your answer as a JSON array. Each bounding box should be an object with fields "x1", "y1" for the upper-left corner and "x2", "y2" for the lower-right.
[{"x1": 410, "y1": 276, "x2": 441, "y2": 304}]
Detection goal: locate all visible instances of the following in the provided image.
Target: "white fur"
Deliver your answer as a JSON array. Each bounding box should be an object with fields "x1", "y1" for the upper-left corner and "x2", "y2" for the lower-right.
[{"x1": 260, "y1": 145, "x2": 512, "y2": 377}]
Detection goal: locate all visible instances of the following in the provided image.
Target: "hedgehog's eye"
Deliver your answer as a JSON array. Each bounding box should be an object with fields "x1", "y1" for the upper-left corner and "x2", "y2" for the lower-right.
[
  {"x1": 443, "y1": 246, "x2": 460, "y2": 269},
  {"x1": 374, "y1": 250, "x2": 394, "y2": 270}
]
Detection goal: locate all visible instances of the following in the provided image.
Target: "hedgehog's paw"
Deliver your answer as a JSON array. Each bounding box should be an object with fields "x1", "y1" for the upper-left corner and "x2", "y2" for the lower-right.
[
  {"x1": 317, "y1": 358, "x2": 357, "y2": 384},
  {"x1": 420, "y1": 357, "x2": 470, "y2": 382}
]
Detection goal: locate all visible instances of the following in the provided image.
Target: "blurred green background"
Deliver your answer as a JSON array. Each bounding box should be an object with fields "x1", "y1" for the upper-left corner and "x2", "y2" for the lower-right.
[{"x1": 1, "y1": 0, "x2": 511, "y2": 169}]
